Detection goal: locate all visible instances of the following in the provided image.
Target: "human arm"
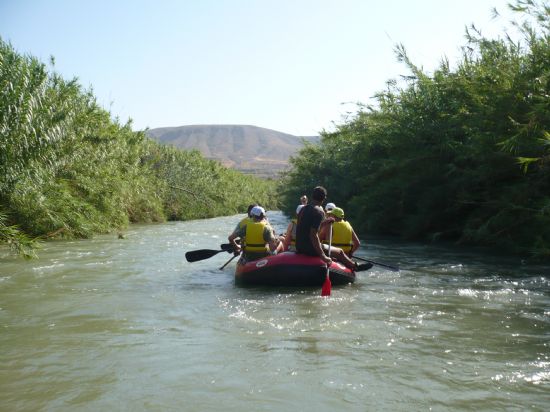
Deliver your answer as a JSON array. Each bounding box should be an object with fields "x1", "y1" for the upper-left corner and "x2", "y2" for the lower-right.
[
  {"x1": 311, "y1": 206, "x2": 331, "y2": 264},
  {"x1": 264, "y1": 225, "x2": 281, "y2": 253},
  {"x1": 318, "y1": 217, "x2": 334, "y2": 243},
  {"x1": 228, "y1": 226, "x2": 244, "y2": 255},
  {"x1": 309, "y1": 227, "x2": 332, "y2": 264}
]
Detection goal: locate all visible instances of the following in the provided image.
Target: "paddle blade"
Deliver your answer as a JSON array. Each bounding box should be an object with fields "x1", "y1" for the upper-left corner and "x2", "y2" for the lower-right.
[
  {"x1": 185, "y1": 249, "x2": 224, "y2": 262},
  {"x1": 355, "y1": 262, "x2": 373, "y2": 272},
  {"x1": 321, "y1": 273, "x2": 331, "y2": 296}
]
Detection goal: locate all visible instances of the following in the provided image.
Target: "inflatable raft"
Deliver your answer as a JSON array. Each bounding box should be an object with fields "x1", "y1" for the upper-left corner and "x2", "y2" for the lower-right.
[{"x1": 235, "y1": 251, "x2": 362, "y2": 287}]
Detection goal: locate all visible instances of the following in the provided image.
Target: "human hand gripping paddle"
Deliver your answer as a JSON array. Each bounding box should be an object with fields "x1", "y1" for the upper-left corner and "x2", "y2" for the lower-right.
[
  {"x1": 321, "y1": 224, "x2": 333, "y2": 297},
  {"x1": 219, "y1": 242, "x2": 242, "y2": 270}
]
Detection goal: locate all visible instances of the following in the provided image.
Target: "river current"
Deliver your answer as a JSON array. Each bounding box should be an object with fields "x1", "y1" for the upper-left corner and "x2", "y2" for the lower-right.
[{"x1": 0, "y1": 212, "x2": 548, "y2": 411}]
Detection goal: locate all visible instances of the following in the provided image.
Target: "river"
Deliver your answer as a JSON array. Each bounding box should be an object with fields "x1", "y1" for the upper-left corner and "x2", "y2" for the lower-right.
[{"x1": 0, "y1": 212, "x2": 548, "y2": 411}]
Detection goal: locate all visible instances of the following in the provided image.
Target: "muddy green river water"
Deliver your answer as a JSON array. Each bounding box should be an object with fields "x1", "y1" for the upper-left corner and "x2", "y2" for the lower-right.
[{"x1": 1, "y1": 212, "x2": 548, "y2": 411}]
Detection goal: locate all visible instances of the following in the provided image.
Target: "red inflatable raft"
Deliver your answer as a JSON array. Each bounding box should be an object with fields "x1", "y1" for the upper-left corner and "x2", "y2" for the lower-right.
[{"x1": 235, "y1": 251, "x2": 359, "y2": 287}]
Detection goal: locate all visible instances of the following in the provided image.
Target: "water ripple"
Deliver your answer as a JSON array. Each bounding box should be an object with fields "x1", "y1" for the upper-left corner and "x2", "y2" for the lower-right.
[{"x1": 1, "y1": 213, "x2": 548, "y2": 411}]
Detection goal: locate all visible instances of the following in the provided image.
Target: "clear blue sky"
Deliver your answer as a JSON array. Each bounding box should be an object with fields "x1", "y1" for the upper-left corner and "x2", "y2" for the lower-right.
[{"x1": 1, "y1": 0, "x2": 515, "y2": 136}]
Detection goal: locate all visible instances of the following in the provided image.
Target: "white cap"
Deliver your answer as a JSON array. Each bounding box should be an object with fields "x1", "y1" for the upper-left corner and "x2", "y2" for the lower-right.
[
  {"x1": 325, "y1": 202, "x2": 336, "y2": 212},
  {"x1": 250, "y1": 206, "x2": 266, "y2": 217},
  {"x1": 296, "y1": 204, "x2": 305, "y2": 215}
]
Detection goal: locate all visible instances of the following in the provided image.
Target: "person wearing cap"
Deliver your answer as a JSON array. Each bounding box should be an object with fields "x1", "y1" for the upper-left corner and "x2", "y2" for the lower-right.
[
  {"x1": 318, "y1": 201, "x2": 336, "y2": 236},
  {"x1": 319, "y1": 207, "x2": 361, "y2": 257},
  {"x1": 228, "y1": 206, "x2": 279, "y2": 261},
  {"x1": 282, "y1": 204, "x2": 305, "y2": 252},
  {"x1": 231, "y1": 203, "x2": 257, "y2": 235},
  {"x1": 325, "y1": 202, "x2": 336, "y2": 214},
  {"x1": 227, "y1": 204, "x2": 257, "y2": 251},
  {"x1": 319, "y1": 202, "x2": 336, "y2": 233},
  {"x1": 300, "y1": 195, "x2": 308, "y2": 206}
]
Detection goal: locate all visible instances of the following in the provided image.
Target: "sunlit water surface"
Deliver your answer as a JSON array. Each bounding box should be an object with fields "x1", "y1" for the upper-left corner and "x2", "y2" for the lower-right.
[{"x1": 1, "y1": 212, "x2": 548, "y2": 411}]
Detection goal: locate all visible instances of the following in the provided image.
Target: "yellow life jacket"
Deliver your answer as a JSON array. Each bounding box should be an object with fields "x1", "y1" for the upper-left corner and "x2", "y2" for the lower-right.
[
  {"x1": 330, "y1": 220, "x2": 353, "y2": 253},
  {"x1": 238, "y1": 216, "x2": 253, "y2": 230},
  {"x1": 244, "y1": 221, "x2": 268, "y2": 253}
]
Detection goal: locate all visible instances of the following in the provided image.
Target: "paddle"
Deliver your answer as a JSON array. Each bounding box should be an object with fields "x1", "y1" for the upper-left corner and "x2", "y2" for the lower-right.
[
  {"x1": 354, "y1": 256, "x2": 399, "y2": 272},
  {"x1": 321, "y1": 224, "x2": 332, "y2": 296},
  {"x1": 220, "y1": 243, "x2": 234, "y2": 251},
  {"x1": 219, "y1": 253, "x2": 238, "y2": 270},
  {"x1": 185, "y1": 247, "x2": 232, "y2": 263}
]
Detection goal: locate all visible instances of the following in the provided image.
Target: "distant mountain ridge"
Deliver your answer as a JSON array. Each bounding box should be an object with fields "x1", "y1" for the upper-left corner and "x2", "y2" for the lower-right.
[{"x1": 147, "y1": 124, "x2": 319, "y2": 178}]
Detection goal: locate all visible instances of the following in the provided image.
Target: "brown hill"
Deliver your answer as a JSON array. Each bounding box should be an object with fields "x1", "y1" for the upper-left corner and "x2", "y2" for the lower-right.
[{"x1": 147, "y1": 125, "x2": 319, "y2": 178}]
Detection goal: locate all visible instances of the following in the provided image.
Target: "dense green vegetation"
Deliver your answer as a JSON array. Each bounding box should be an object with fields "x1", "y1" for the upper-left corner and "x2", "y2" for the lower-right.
[
  {"x1": 281, "y1": 1, "x2": 550, "y2": 258},
  {"x1": 0, "y1": 39, "x2": 277, "y2": 257}
]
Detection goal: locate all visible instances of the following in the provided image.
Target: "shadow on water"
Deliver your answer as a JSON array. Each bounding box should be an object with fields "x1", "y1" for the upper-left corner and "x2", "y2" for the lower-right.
[{"x1": 368, "y1": 234, "x2": 548, "y2": 279}]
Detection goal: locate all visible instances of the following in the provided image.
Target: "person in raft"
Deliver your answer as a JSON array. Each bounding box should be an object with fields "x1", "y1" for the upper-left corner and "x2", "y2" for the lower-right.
[
  {"x1": 319, "y1": 207, "x2": 361, "y2": 258},
  {"x1": 228, "y1": 206, "x2": 280, "y2": 261},
  {"x1": 281, "y1": 204, "x2": 305, "y2": 252},
  {"x1": 233, "y1": 203, "x2": 257, "y2": 233},
  {"x1": 295, "y1": 186, "x2": 367, "y2": 270},
  {"x1": 325, "y1": 202, "x2": 336, "y2": 214},
  {"x1": 227, "y1": 203, "x2": 257, "y2": 251}
]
